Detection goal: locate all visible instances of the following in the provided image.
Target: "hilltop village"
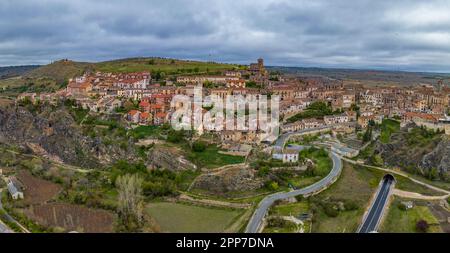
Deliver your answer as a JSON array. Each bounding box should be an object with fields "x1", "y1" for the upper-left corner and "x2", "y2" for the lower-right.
[{"x1": 16, "y1": 58, "x2": 450, "y2": 144}]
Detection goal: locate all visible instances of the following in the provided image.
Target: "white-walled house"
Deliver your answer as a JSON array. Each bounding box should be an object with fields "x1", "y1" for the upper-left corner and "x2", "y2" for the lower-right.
[
  {"x1": 7, "y1": 181, "x2": 23, "y2": 200},
  {"x1": 282, "y1": 149, "x2": 299, "y2": 163}
]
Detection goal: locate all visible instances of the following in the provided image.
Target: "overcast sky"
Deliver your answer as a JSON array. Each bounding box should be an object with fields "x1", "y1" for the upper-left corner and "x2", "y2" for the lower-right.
[{"x1": 1, "y1": 0, "x2": 450, "y2": 72}]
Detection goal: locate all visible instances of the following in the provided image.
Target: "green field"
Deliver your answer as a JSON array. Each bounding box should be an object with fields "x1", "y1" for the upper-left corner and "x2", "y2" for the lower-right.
[
  {"x1": 146, "y1": 202, "x2": 243, "y2": 232},
  {"x1": 129, "y1": 125, "x2": 163, "y2": 139},
  {"x1": 270, "y1": 202, "x2": 310, "y2": 217},
  {"x1": 379, "y1": 119, "x2": 400, "y2": 143},
  {"x1": 186, "y1": 145, "x2": 245, "y2": 169},
  {"x1": 299, "y1": 147, "x2": 332, "y2": 177},
  {"x1": 381, "y1": 198, "x2": 442, "y2": 233}
]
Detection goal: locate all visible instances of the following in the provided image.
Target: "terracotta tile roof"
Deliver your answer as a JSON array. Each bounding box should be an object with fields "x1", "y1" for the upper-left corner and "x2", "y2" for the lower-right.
[{"x1": 128, "y1": 110, "x2": 140, "y2": 116}]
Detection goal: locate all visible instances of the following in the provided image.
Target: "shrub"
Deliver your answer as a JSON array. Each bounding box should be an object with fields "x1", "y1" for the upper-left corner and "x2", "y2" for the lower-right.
[
  {"x1": 167, "y1": 130, "x2": 184, "y2": 143},
  {"x1": 371, "y1": 154, "x2": 384, "y2": 167},
  {"x1": 257, "y1": 166, "x2": 270, "y2": 177},
  {"x1": 343, "y1": 200, "x2": 359, "y2": 211},
  {"x1": 267, "y1": 217, "x2": 288, "y2": 228},
  {"x1": 265, "y1": 181, "x2": 279, "y2": 191},
  {"x1": 192, "y1": 141, "x2": 207, "y2": 152},
  {"x1": 322, "y1": 203, "x2": 339, "y2": 217},
  {"x1": 295, "y1": 195, "x2": 305, "y2": 202},
  {"x1": 416, "y1": 220, "x2": 429, "y2": 233},
  {"x1": 397, "y1": 203, "x2": 407, "y2": 211}
]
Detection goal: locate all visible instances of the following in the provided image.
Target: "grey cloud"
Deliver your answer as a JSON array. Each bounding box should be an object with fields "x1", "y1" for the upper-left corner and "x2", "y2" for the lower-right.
[{"x1": 0, "y1": 0, "x2": 450, "y2": 72}]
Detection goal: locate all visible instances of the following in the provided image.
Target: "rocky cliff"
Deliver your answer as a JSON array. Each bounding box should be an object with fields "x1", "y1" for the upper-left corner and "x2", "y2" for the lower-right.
[
  {"x1": 421, "y1": 137, "x2": 450, "y2": 176},
  {"x1": 374, "y1": 126, "x2": 449, "y2": 178},
  {"x1": 0, "y1": 104, "x2": 136, "y2": 168},
  {"x1": 148, "y1": 146, "x2": 197, "y2": 172}
]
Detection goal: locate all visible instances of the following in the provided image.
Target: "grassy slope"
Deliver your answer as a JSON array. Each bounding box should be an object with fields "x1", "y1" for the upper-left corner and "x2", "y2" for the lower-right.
[
  {"x1": 161, "y1": 141, "x2": 244, "y2": 170},
  {"x1": 185, "y1": 144, "x2": 245, "y2": 169},
  {"x1": 379, "y1": 119, "x2": 400, "y2": 143},
  {"x1": 146, "y1": 202, "x2": 243, "y2": 232},
  {"x1": 26, "y1": 60, "x2": 93, "y2": 83},
  {"x1": 310, "y1": 163, "x2": 380, "y2": 233}
]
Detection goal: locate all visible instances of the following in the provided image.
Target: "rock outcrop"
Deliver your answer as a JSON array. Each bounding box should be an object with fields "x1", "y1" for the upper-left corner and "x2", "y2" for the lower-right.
[
  {"x1": 148, "y1": 146, "x2": 197, "y2": 171},
  {"x1": 0, "y1": 105, "x2": 137, "y2": 168},
  {"x1": 421, "y1": 137, "x2": 450, "y2": 176},
  {"x1": 193, "y1": 166, "x2": 264, "y2": 194},
  {"x1": 374, "y1": 128, "x2": 449, "y2": 178}
]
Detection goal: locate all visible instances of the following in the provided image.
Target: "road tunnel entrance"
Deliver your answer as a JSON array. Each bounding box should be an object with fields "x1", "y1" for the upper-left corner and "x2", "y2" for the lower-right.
[{"x1": 383, "y1": 174, "x2": 396, "y2": 182}]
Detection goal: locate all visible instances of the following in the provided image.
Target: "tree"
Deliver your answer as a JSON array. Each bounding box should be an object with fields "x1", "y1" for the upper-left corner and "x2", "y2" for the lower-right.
[
  {"x1": 362, "y1": 127, "x2": 373, "y2": 143},
  {"x1": 416, "y1": 219, "x2": 429, "y2": 233},
  {"x1": 116, "y1": 174, "x2": 145, "y2": 231}
]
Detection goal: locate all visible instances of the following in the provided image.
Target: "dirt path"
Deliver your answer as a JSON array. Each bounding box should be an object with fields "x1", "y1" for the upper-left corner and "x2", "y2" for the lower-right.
[
  {"x1": 3, "y1": 148, "x2": 89, "y2": 174},
  {"x1": 178, "y1": 194, "x2": 251, "y2": 209},
  {"x1": 343, "y1": 157, "x2": 450, "y2": 195},
  {"x1": 392, "y1": 189, "x2": 450, "y2": 200}
]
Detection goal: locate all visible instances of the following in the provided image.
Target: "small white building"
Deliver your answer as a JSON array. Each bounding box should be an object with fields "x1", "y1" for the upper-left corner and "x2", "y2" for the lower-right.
[
  {"x1": 7, "y1": 181, "x2": 23, "y2": 200},
  {"x1": 401, "y1": 201, "x2": 414, "y2": 210},
  {"x1": 282, "y1": 149, "x2": 299, "y2": 163}
]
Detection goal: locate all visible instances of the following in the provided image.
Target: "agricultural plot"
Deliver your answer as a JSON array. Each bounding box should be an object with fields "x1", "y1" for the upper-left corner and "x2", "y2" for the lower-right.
[
  {"x1": 17, "y1": 170, "x2": 62, "y2": 204},
  {"x1": 24, "y1": 203, "x2": 115, "y2": 233},
  {"x1": 146, "y1": 202, "x2": 243, "y2": 232}
]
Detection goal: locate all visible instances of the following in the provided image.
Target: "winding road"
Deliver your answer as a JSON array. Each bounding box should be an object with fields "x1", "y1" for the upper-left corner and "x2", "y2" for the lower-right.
[{"x1": 245, "y1": 128, "x2": 343, "y2": 233}]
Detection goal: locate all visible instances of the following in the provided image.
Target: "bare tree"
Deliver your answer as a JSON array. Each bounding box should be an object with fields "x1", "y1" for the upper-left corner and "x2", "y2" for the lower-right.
[{"x1": 116, "y1": 174, "x2": 145, "y2": 231}]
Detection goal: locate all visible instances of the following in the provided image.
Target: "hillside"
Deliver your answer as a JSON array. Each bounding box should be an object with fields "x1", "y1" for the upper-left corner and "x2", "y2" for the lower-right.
[
  {"x1": 0, "y1": 65, "x2": 40, "y2": 80},
  {"x1": 360, "y1": 123, "x2": 449, "y2": 181},
  {"x1": 0, "y1": 57, "x2": 241, "y2": 97},
  {"x1": 26, "y1": 59, "x2": 94, "y2": 84}
]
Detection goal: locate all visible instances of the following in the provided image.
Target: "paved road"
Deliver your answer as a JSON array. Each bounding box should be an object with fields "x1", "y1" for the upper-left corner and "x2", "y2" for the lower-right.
[
  {"x1": 245, "y1": 148, "x2": 342, "y2": 233},
  {"x1": 358, "y1": 176, "x2": 394, "y2": 233},
  {"x1": 0, "y1": 221, "x2": 12, "y2": 233},
  {"x1": 0, "y1": 189, "x2": 13, "y2": 233},
  {"x1": 274, "y1": 126, "x2": 332, "y2": 149}
]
